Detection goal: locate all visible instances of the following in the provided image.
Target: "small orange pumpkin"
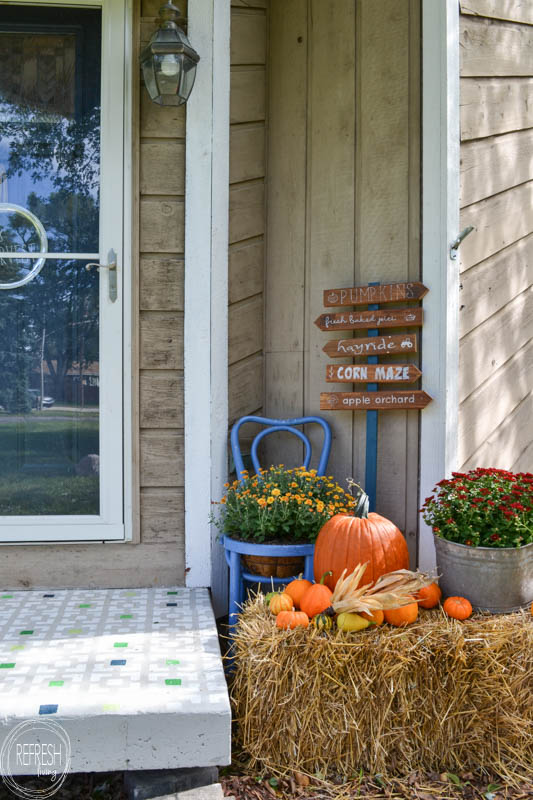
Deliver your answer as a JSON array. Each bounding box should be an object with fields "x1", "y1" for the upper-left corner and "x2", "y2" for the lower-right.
[
  {"x1": 269, "y1": 592, "x2": 293, "y2": 615},
  {"x1": 384, "y1": 602, "x2": 419, "y2": 627},
  {"x1": 284, "y1": 575, "x2": 313, "y2": 609},
  {"x1": 416, "y1": 583, "x2": 442, "y2": 609},
  {"x1": 360, "y1": 609, "x2": 385, "y2": 626},
  {"x1": 276, "y1": 610, "x2": 309, "y2": 629},
  {"x1": 443, "y1": 596, "x2": 472, "y2": 620},
  {"x1": 300, "y1": 572, "x2": 334, "y2": 618}
]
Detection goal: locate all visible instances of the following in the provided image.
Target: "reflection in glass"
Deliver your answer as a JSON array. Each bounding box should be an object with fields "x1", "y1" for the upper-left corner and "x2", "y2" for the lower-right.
[
  {"x1": 0, "y1": 6, "x2": 102, "y2": 517},
  {"x1": 0, "y1": 261, "x2": 100, "y2": 516}
]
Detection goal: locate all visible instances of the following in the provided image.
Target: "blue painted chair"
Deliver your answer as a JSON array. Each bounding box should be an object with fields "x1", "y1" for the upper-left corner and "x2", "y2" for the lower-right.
[{"x1": 223, "y1": 415, "x2": 332, "y2": 625}]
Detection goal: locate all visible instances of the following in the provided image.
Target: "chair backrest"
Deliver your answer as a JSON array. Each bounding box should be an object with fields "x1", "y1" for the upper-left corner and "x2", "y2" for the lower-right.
[{"x1": 230, "y1": 415, "x2": 332, "y2": 481}]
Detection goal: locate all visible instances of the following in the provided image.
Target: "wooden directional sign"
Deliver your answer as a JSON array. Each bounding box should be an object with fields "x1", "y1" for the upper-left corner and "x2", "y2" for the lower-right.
[
  {"x1": 315, "y1": 307, "x2": 423, "y2": 332},
  {"x1": 323, "y1": 282, "x2": 428, "y2": 307},
  {"x1": 323, "y1": 333, "x2": 417, "y2": 358},
  {"x1": 326, "y1": 363, "x2": 422, "y2": 383},
  {"x1": 320, "y1": 391, "x2": 433, "y2": 411}
]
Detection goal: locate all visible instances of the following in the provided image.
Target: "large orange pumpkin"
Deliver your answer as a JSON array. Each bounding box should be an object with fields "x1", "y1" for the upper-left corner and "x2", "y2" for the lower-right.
[{"x1": 313, "y1": 486, "x2": 409, "y2": 590}]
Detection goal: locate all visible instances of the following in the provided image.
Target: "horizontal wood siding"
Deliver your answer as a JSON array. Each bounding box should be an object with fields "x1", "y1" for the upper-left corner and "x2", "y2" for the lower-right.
[
  {"x1": 138, "y1": 0, "x2": 186, "y2": 560},
  {"x1": 265, "y1": 0, "x2": 420, "y2": 564},
  {"x1": 228, "y1": 2, "x2": 267, "y2": 430},
  {"x1": 458, "y1": 1, "x2": 533, "y2": 471}
]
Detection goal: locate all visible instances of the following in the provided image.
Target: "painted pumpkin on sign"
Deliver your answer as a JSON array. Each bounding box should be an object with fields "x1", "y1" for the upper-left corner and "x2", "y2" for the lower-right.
[{"x1": 313, "y1": 484, "x2": 409, "y2": 590}]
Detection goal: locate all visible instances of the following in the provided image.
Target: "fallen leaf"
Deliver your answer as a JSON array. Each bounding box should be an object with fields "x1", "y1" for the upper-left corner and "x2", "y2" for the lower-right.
[{"x1": 294, "y1": 772, "x2": 310, "y2": 787}]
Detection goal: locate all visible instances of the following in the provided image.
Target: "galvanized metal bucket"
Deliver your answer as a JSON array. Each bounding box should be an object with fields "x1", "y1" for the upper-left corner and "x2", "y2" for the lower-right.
[{"x1": 434, "y1": 535, "x2": 533, "y2": 613}]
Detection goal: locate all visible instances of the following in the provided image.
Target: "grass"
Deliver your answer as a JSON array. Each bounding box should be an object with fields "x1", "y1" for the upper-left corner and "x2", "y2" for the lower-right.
[{"x1": 0, "y1": 417, "x2": 99, "y2": 516}]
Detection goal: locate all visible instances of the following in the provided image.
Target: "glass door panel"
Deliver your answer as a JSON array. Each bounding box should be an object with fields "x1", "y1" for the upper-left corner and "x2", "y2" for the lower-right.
[{"x1": 0, "y1": 2, "x2": 124, "y2": 541}]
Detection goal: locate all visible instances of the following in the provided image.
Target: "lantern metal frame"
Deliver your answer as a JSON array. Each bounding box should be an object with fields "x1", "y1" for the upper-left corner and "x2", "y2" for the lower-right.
[{"x1": 140, "y1": 1, "x2": 200, "y2": 106}]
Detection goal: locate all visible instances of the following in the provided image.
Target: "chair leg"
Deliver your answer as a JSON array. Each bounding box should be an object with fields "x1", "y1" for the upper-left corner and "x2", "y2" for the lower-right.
[
  {"x1": 228, "y1": 550, "x2": 243, "y2": 628},
  {"x1": 303, "y1": 553, "x2": 314, "y2": 582}
]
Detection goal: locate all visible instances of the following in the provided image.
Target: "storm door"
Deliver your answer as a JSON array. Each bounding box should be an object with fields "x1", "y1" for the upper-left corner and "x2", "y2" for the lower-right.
[{"x1": 0, "y1": 1, "x2": 126, "y2": 541}]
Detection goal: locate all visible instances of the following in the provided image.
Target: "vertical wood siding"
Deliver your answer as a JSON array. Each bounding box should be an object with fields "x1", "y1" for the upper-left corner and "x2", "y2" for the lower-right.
[
  {"x1": 458, "y1": 1, "x2": 533, "y2": 471},
  {"x1": 264, "y1": 1, "x2": 420, "y2": 563},
  {"x1": 228, "y1": 2, "x2": 267, "y2": 428}
]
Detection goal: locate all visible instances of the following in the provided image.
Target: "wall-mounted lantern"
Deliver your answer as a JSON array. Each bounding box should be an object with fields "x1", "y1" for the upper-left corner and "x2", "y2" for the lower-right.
[{"x1": 141, "y1": 1, "x2": 200, "y2": 106}]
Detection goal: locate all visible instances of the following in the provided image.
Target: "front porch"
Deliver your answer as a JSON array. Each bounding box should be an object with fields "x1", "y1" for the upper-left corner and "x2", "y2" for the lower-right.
[{"x1": 0, "y1": 587, "x2": 230, "y2": 774}]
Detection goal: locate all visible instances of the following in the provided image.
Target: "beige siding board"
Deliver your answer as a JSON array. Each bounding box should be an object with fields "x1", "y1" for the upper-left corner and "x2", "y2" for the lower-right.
[
  {"x1": 460, "y1": 0, "x2": 533, "y2": 25},
  {"x1": 140, "y1": 488, "x2": 185, "y2": 545},
  {"x1": 140, "y1": 141, "x2": 185, "y2": 195},
  {"x1": 0, "y1": 544, "x2": 185, "y2": 590},
  {"x1": 230, "y1": 67, "x2": 266, "y2": 123},
  {"x1": 231, "y1": 9, "x2": 267, "y2": 65},
  {"x1": 511, "y1": 434, "x2": 533, "y2": 470},
  {"x1": 459, "y1": 180, "x2": 533, "y2": 269},
  {"x1": 458, "y1": 339, "x2": 533, "y2": 464},
  {"x1": 229, "y1": 239, "x2": 264, "y2": 303},
  {"x1": 140, "y1": 371, "x2": 184, "y2": 428},
  {"x1": 460, "y1": 391, "x2": 533, "y2": 470},
  {"x1": 459, "y1": 288, "x2": 533, "y2": 400},
  {"x1": 459, "y1": 233, "x2": 533, "y2": 336},
  {"x1": 461, "y1": 16, "x2": 533, "y2": 77},
  {"x1": 232, "y1": 0, "x2": 268, "y2": 7},
  {"x1": 264, "y1": 0, "x2": 307, "y2": 467},
  {"x1": 140, "y1": 311, "x2": 184, "y2": 369},
  {"x1": 230, "y1": 125, "x2": 265, "y2": 184},
  {"x1": 229, "y1": 296, "x2": 263, "y2": 364},
  {"x1": 460, "y1": 129, "x2": 533, "y2": 207},
  {"x1": 140, "y1": 430, "x2": 184, "y2": 487},
  {"x1": 229, "y1": 354, "x2": 264, "y2": 423},
  {"x1": 140, "y1": 257, "x2": 184, "y2": 311},
  {"x1": 461, "y1": 78, "x2": 533, "y2": 140},
  {"x1": 229, "y1": 181, "x2": 265, "y2": 243},
  {"x1": 140, "y1": 198, "x2": 184, "y2": 253},
  {"x1": 306, "y1": 0, "x2": 356, "y2": 482},
  {"x1": 141, "y1": 90, "x2": 186, "y2": 138},
  {"x1": 355, "y1": 1, "x2": 419, "y2": 556}
]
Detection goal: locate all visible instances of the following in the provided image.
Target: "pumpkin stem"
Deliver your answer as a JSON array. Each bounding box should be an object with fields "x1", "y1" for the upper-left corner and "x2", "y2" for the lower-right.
[
  {"x1": 319, "y1": 571, "x2": 333, "y2": 585},
  {"x1": 346, "y1": 478, "x2": 370, "y2": 518}
]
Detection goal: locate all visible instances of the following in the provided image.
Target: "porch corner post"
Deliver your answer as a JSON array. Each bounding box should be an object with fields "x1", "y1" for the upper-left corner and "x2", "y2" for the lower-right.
[
  {"x1": 419, "y1": 0, "x2": 460, "y2": 570},
  {"x1": 184, "y1": 0, "x2": 230, "y2": 613}
]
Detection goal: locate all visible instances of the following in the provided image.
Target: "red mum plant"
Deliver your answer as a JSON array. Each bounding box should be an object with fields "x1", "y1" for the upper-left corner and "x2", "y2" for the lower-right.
[{"x1": 421, "y1": 468, "x2": 533, "y2": 548}]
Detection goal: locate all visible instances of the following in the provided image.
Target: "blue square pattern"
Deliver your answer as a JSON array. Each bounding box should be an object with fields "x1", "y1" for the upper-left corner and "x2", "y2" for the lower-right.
[
  {"x1": 110, "y1": 659, "x2": 127, "y2": 666},
  {"x1": 39, "y1": 704, "x2": 58, "y2": 715}
]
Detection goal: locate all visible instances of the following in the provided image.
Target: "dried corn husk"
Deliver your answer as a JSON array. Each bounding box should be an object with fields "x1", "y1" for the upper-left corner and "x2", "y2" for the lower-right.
[{"x1": 330, "y1": 562, "x2": 435, "y2": 615}]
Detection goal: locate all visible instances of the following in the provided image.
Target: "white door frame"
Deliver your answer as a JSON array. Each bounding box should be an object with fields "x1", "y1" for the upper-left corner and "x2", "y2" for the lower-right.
[
  {"x1": 184, "y1": 0, "x2": 230, "y2": 614},
  {"x1": 419, "y1": 0, "x2": 460, "y2": 569},
  {"x1": 0, "y1": 0, "x2": 132, "y2": 543}
]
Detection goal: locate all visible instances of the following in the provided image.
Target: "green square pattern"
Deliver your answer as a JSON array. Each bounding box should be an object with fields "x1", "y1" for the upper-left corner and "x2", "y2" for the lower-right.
[
  {"x1": 167, "y1": 591, "x2": 178, "y2": 595},
  {"x1": 1, "y1": 595, "x2": 13, "y2": 599},
  {"x1": 0, "y1": 663, "x2": 15, "y2": 669},
  {"x1": 68, "y1": 629, "x2": 83, "y2": 635},
  {"x1": 49, "y1": 681, "x2": 64, "y2": 687},
  {"x1": 166, "y1": 659, "x2": 180, "y2": 665},
  {"x1": 79, "y1": 604, "x2": 91, "y2": 608},
  {"x1": 11, "y1": 645, "x2": 24, "y2": 651},
  {"x1": 114, "y1": 642, "x2": 128, "y2": 648},
  {"x1": 165, "y1": 679, "x2": 182, "y2": 686},
  {"x1": 20, "y1": 630, "x2": 33, "y2": 636},
  {"x1": 120, "y1": 614, "x2": 133, "y2": 619}
]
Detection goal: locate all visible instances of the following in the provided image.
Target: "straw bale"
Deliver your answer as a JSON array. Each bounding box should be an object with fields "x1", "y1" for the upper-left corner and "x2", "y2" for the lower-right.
[{"x1": 230, "y1": 595, "x2": 533, "y2": 781}]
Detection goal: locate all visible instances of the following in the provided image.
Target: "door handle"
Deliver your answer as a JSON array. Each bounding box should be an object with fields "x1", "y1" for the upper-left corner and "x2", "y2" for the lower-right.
[{"x1": 86, "y1": 248, "x2": 118, "y2": 302}]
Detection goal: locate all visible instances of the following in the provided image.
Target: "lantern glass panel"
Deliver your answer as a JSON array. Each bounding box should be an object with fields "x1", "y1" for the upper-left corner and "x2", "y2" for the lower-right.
[
  {"x1": 153, "y1": 53, "x2": 181, "y2": 101},
  {"x1": 142, "y1": 59, "x2": 160, "y2": 104},
  {"x1": 179, "y1": 59, "x2": 197, "y2": 102}
]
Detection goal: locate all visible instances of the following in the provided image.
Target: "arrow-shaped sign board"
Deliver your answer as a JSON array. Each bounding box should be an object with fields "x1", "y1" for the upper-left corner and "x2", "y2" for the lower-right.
[
  {"x1": 320, "y1": 391, "x2": 433, "y2": 411},
  {"x1": 323, "y1": 333, "x2": 417, "y2": 358},
  {"x1": 323, "y1": 282, "x2": 428, "y2": 307},
  {"x1": 326, "y1": 364, "x2": 422, "y2": 383},
  {"x1": 315, "y1": 307, "x2": 423, "y2": 331}
]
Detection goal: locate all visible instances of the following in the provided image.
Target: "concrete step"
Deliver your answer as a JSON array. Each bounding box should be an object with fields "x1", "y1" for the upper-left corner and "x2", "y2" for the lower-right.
[
  {"x1": 0, "y1": 587, "x2": 231, "y2": 774},
  {"x1": 152, "y1": 784, "x2": 232, "y2": 800}
]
